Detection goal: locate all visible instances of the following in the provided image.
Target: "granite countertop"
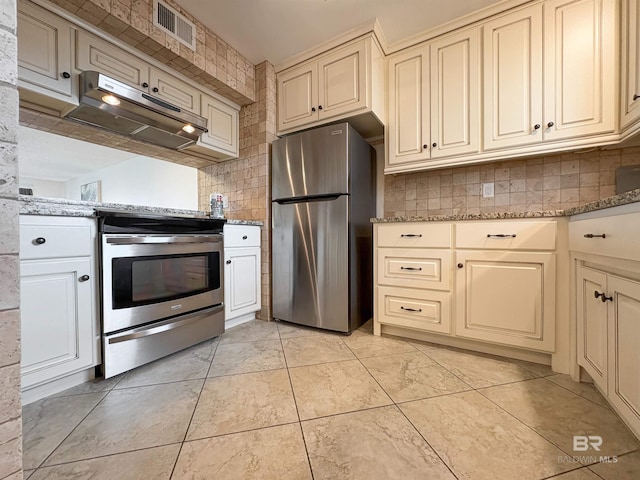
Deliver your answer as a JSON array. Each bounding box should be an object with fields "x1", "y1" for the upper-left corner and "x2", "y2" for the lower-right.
[
  {"x1": 18, "y1": 195, "x2": 264, "y2": 226},
  {"x1": 371, "y1": 188, "x2": 640, "y2": 223}
]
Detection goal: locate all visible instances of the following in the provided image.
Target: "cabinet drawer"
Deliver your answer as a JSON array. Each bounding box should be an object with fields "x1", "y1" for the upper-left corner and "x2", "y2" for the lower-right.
[
  {"x1": 377, "y1": 286, "x2": 451, "y2": 334},
  {"x1": 569, "y1": 212, "x2": 640, "y2": 261},
  {"x1": 224, "y1": 224, "x2": 261, "y2": 248},
  {"x1": 455, "y1": 220, "x2": 557, "y2": 250},
  {"x1": 20, "y1": 217, "x2": 94, "y2": 260},
  {"x1": 376, "y1": 223, "x2": 452, "y2": 248},
  {"x1": 377, "y1": 248, "x2": 450, "y2": 290}
]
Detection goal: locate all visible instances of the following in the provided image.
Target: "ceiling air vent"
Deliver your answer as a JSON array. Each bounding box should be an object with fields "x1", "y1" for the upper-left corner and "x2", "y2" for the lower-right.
[{"x1": 153, "y1": 0, "x2": 196, "y2": 51}]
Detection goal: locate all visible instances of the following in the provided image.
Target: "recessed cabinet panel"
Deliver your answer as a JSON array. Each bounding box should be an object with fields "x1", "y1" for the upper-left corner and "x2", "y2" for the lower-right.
[
  {"x1": 377, "y1": 286, "x2": 451, "y2": 334},
  {"x1": 277, "y1": 64, "x2": 318, "y2": 131},
  {"x1": 149, "y1": 68, "x2": 201, "y2": 114},
  {"x1": 318, "y1": 42, "x2": 366, "y2": 119},
  {"x1": 377, "y1": 248, "x2": 450, "y2": 290},
  {"x1": 483, "y1": 4, "x2": 543, "y2": 150},
  {"x1": 195, "y1": 96, "x2": 239, "y2": 157}
]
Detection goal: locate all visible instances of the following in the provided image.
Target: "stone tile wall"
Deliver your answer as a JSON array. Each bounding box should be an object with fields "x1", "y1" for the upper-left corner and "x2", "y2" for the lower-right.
[
  {"x1": 0, "y1": 0, "x2": 23, "y2": 478},
  {"x1": 47, "y1": 0, "x2": 255, "y2": 105},
  {"x1": 198, "y1": 61, "x2": 277, "y2": 321},
  {"x1": 384, "y1": 148, "x2": 640, "y2": 217}
]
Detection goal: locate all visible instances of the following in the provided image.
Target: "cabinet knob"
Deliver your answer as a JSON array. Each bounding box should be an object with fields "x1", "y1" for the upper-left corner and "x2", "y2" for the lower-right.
[
  {"x1": 142, "y1": 82, "x2": 149, "y2": 88},
  {"x1": 457, "y1": 263, "x2": 463, "y2": 269},
  {"x1": 311, "y1": 107, "x2": 316, "y2": 112},
  {"x1": 242, "y1": 235, "x2": 248, "y2": 240},
  {"x1": 432, "y1": 143, "x2": 437, "y2": 148},
  {"x1": 547, "y1": 121, "x2": 555, "y2": 128},
  {"x1": 634, "y1": 94, "x2": 640, "y2": 101},
  {"x1": 602, "y1": 294, "x2": 613, "y2": 303},
  {"x1": 534, "y1": 124, "x2": 541, "y2": 130},
  {"x1": 423, "y1": 144, "x2": 428, "y2": 149},
  {"x1": 61, "y1": 72, "x2": 71, "y2": 79},
  {"x1": 79, "y1": 274, "x2": 90, "y2": 282},
  {"x1": 318, "y1": 105, "x2": 323, "y2": 110},
  {"x1": 226, "y1": 259, "x2": 232, "y2": 264},
  {"x1": 33, "y1": 237, "x2": 46, "y2": 245},
  {"x1": 152, "y1": 87, "x2": 159, "y2": 93},
  {"x1": 594, "y1": 290, "x2": 604, "y2": 299}
]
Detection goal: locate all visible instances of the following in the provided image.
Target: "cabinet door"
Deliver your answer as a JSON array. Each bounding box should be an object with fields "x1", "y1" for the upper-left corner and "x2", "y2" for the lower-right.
[
  {"x1": 430, "y1": 27, "x2": 480, "y2": 158},
  {"x1": 576, "y1": 266, "x2": 608, "y2": 392},
  {"x1": 277, "y1": 62, "x2": 318, "y2": 132},
  {"x1": 455, "y1": 250, "x2": 556, "y2": 352},
  {"x1": 317, "y1": 40, "x2": 367, "y2": 120},
  {"x1": 76, "y1": 30, "x2": 149, "y2": 89},
  {"x1": 149, "y1": 68, "x2": 201, "y2": 114},
  {"x1": 20, "y1": 257, "x2": 95, "y2": 389},
  {"x1": 196, "y1": 95, "x2": 239, "y2": 157},
  {"x1": 543, "y1": 0, "x2": 615, "y2": 140},
  {"x1": 482, "y1": 4, "x2": 543, "y2": 150},
  {"x1": 622, "y1": 0, "x2": 640, "y2": 129},
  {"x1": 607, "y1": 275, "x2": 640, "y2": 435},
  {"x1": 224, "y1": 247, "x2": 261, "y2": 321},
  {"x1": 17, "y1": 1, "x2": 73, "y2": 98},
  {"x1": 387, "y1": 45, "x2": 430, "y2": 166}
]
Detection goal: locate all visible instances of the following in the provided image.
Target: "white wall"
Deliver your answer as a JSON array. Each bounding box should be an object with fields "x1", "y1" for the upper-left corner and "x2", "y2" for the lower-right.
[
  {"x1": 19, "y1": 177, "x2": 66, "y2": 198},
  {"x1": 66, "y1": 156, "x2": 198, "y2": 210}
]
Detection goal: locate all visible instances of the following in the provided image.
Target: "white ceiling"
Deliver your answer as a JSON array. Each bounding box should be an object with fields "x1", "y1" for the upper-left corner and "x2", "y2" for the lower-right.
[
  {"x1": 18, "y1": 127, "x2": 139, "y2": 182},
  {"x1": 172, "y1": 0, "x2": 506, "y2": 65}
]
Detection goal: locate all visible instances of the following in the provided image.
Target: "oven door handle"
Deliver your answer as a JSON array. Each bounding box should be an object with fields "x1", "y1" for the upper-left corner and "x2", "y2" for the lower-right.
[
  {"x1": 105, "y1": 236, "x2": 222, "y2": 245},
  {"x1": 107, "y1": 305, "x2": 223, "y2": 344}
]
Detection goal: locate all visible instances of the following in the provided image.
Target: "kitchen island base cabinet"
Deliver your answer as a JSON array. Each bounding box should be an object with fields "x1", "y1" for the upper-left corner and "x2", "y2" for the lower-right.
[{"x1": 224, "y1": 225, "x2": 261, "y2": 327}]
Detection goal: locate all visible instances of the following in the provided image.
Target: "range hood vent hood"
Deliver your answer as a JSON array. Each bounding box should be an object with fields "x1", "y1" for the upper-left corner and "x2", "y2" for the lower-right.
[{"x1": 64, "y1": 71, "x2": 208, "y2": 150}]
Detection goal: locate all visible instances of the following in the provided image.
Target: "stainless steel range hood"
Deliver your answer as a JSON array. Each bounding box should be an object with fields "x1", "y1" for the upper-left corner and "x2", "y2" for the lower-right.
[{"x1": 64, "y1": 71, "x2": 208, "y2": 150}]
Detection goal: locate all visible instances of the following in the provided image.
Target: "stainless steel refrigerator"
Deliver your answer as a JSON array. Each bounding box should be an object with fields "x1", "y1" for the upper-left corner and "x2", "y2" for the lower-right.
[{"x1": 272, "y1": 123, "x2": 376, "y2": 333}]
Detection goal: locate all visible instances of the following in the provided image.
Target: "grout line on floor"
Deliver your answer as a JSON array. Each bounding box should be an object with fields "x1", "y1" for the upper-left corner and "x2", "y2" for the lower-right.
[{"x1": 543, "y1": 376, "x2": 614, "y2": 410}]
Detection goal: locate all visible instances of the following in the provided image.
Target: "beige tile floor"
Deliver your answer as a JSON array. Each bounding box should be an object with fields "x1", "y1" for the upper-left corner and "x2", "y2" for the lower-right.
[{"x1": 22, "y1": 320, "x2": 640, "y2": 480}]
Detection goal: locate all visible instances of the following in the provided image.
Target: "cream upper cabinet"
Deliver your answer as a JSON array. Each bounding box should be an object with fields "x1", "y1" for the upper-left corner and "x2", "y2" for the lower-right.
[
  {"x1": 621, "y1": 0, "x2": 640, "y2": 130},
  {"x1": 543, "y1": 0, "x2": 616, "y2": 141},
  {"x1": 76, "y1": 30, "x2": 150, "y2": 89},
  {"x1": 482, "y1": 4, "x2": 543, "y2": 150},
  {"x1": 149, "y1": 67, "x2": 201, "y2": 114},
  {"x1": 277, "y1": 35, "x2": 384, "y2": 136},
  {"x1": 387, "y1": 27, "x2": 480, "y2": 168},
  {"x1": 17, "y1": 1, "x2": 75, "y2": 103},
  {"x1": 186, "y1": 94, "x2": 239, "y2": 160}
]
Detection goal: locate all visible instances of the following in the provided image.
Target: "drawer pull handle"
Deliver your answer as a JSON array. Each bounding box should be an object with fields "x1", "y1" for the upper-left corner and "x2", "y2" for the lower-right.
[
  {"x1": 486, "y1": 234, "x2": 516, "y2": 238},
  {"x1": 584, "y1": 234, "x2": 606, "y2": 239},
  {"x1": 33, "y1": 237, "x2": 46, "y2": 245},
  {"x1": 242, "y1": 235, "x2": 248, "y2": 240},
  {"x1": 400, "y1": 267, "x2": 422, "y2": 271},
  {"x1": 401, "y1": 306, "x2": 422, "y2": 313},
  {"x1": 400, "y1": 234, "x2": 422, "y2": 238},
  {"x1": 79, "y1": 275, "x2": 90, "y2": 282}
]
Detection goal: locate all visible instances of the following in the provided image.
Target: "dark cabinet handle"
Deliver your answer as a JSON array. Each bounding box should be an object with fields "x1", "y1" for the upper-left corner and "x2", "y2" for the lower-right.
[
  {"x1": 79, "y1": 275, "x2": 90, "y2": 282},
  {"x1": 400, "y1": 234, "x2": 422, "y2": 238},
  {"x1": 311, "y1": 107, "x2": 316, "y2": 112},
  {"x1": 423, "y1": 144, "x2": 428, "y2": 149},
  {"x1": 457, "y1": 263, "x2": 464, "y2": 268},
  {"x1": 400, "y1": 306, "x2": 422, "y2": 313},
  {"x1": 318, "y1": 105, "x2": 323, "y2": 110},
  {"x1": 584, "y1": 234, "x2": 606, "y2": 239},
  {"x1": 534, "y1": 124, "x2": 541, "y2": 130},
  {"x1": 142, "y1": 82, "x2": 149, "y2": 88},
  {"x1": 242, "y1": 235, "x2": 248, "y2": 240},
  {"x1": 432, "y1": 142, "x2": 437, "y2": 148},
  {"x1": 594, "y1": 290, "x2": 613, "y2": 302},
  {"x1": 487, "y1": 234, "x2": 516, "y2": 238},
  {"x1": 547, "y1": 121, "x2": 555, "y2": 128},
  {"x1": 400, "y1": 266, "x2": 422, "y2": 271},
  {"x1": 634, "y1": 94, "x2": 640, "y2": 101},
  {"x1": 33, "y1": 237, "x2": 46, "y2": 245},
  {"x1": 226, "y1": 259, "x2": 231, "y2": 264},
  {"x1": 594, "y1": 290, "x2": 604, "y2": 300},
  {"x1": 152, "y1": 87, "x2": 159, "y2": 93},
  {"x1": 61, "y1": 72, "x2": 71, "y2": 79}
]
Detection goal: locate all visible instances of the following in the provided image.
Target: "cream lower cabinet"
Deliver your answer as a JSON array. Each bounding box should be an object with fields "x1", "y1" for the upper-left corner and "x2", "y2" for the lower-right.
[
  {"x1": 19, "y1": 216, "x2": 98, "y2": 394},
  {"x1": 224, "y1": 224, "x2": 261, "y2": 327}
]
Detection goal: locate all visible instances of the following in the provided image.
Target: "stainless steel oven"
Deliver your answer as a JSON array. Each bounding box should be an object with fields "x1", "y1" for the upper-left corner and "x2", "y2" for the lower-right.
[{"x1": 97, "y1": 210, "x2": 225, "y2": 378}]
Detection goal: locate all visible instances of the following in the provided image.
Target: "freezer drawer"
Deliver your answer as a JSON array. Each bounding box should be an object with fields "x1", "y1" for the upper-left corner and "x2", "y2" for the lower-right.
[{"x1": 272, "y1": 195, "x2": 350, "y2": 332}]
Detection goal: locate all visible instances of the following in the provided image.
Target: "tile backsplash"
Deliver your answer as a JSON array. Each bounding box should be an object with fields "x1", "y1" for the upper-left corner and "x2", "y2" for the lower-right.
[{"x1": 384, "y1": 147, "x2": 640, "y2": 217}]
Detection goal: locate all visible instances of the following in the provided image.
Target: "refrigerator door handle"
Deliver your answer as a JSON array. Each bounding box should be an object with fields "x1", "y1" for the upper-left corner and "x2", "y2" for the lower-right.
[{"x1": 274, "y1": 193, "x2": 344, "y2": 205}]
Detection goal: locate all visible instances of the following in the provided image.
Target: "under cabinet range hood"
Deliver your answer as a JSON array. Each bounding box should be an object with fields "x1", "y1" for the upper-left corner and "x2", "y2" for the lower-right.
[{"x1": 64, "y1": 71, "x2": 208, "y2": 149}]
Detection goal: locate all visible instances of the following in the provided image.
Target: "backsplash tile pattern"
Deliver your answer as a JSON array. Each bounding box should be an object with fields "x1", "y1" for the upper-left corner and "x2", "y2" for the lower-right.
[
  {"x1": 384, "y1": 147, "x2": 640, "y2": 217},
  {"x1": 198, "y1": 61, "x2": 277, "y2": 320},
  {"x1": 0, "y1": 0, "x2": 23, "y2": 478},
  {"x1": 47, "y1": 0, "x2": 255, "y2": 105}
]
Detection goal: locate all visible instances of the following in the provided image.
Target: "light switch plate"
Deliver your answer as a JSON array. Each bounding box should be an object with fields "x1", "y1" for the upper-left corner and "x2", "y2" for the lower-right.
[{"x1": 482, "y1": 182, "x2": 495, "y2": 198}]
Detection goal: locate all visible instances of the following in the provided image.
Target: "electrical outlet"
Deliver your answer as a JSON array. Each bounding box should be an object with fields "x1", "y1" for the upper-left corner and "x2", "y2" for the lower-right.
[{"x1": 482, "y1": 182, "x2": 495, "y2": 198}]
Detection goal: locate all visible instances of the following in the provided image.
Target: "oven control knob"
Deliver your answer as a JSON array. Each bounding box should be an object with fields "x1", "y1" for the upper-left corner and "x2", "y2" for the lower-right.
[
  {"x1": 79, "y1": 275, "x2": 90, "y2": 282},
  {"x1": 226, "y1": 260, "x2": 231, "y2": 264}
]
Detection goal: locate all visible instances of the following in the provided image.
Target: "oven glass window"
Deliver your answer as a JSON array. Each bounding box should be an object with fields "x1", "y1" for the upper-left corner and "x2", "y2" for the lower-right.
[{"x1": 112, "y1": 252, "x2": 220, "y2": 309}]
